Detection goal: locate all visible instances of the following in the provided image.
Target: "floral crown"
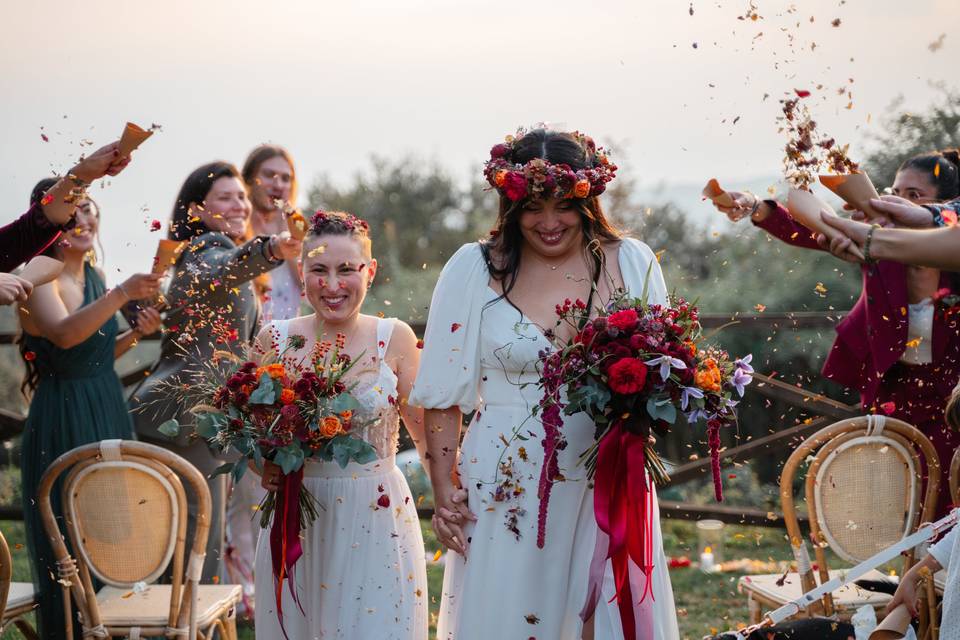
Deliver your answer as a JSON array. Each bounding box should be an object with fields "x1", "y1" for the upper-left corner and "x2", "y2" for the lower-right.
[
  {"x1": 309, "y1": 210, "x2": 370, "y2": 235},
  {"x1": 482, "y1": 128, "x2": 618, "y2": 202}
]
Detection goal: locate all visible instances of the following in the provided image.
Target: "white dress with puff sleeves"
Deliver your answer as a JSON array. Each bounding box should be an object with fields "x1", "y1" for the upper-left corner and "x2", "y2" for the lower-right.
[{"x1": 410, "y1": 239, "x2": 680, "y2": 640}]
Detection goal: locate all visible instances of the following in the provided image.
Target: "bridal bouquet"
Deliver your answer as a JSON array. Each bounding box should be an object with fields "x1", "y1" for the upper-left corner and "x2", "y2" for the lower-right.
[
  {"x1": 158, "y1": 333, "x2": 376, "y2": 635},
  {"x1": 535, "y1": 286, "x2": 752, "y2": 636}
]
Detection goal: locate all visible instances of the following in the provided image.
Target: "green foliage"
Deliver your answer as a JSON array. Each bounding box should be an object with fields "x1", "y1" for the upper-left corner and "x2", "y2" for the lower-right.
[{"x1": 862, "y1": 85, "x2": 960, "y2": 189}]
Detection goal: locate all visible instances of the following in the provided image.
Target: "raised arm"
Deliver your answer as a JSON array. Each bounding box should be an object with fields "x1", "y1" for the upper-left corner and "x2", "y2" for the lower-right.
[
  {"x1": 180, "y1": 234, "x2": 299, "y2": 288},
  {"x1": 711, "y1": 190, "x2": 822, "y2": 250},
  {"x1": 41, "y1": 141, "x2": 131, "y2": 226}
]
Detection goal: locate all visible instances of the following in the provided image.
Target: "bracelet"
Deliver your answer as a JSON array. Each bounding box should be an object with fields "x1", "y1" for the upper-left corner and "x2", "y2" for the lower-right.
[
  {"x1": 264, "y1": 237, "x2": 282, "y2": 263},
  {"x1": 863, "y1": 224, "x2": 881, "y2": 264},
  {"x1": 116, "y1": 282, "x2": 131, "y2": 301},
  {"x1": 748, "y1": 194, "x2": 762, "y2": 218},
  {"x1": 67, "y1": 173, "x2": 91, "y2": 189}
]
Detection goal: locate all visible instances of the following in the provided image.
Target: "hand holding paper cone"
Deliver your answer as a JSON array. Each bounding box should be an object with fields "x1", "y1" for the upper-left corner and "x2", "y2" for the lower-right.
[
  {"x1": 786, "y1": 188, "x2": 866, "y2": 261},
  {"x1": 153, "y1": 239, "x2": 186, "y2": 275},
  {"x1": 19, "y1": 256, "x2": 63, "y2": 287},
  {"x1": 286, "y1": 211, "x2": 308, "y2": 241},
  {"x1": 118, "y1": 122, "x2": 154, "y2": 157},
  {"x1": 819, "y1": 172, "x2": 882, "y2": 220},
  {"x1": 702, "y1": 178, "x2": 735, "y2": 208}
]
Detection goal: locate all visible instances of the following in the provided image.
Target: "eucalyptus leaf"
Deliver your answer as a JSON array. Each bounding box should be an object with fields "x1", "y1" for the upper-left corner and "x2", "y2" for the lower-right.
[
  {"x1": 249, "y1": 373, "x2": 276, "y2": 405},
  {"x1": 157, "y1": 419, "x2": 180, "y2": 438},
  {"x1": 209, "y1": 462, "x2": 234, "y2": 478},
  {"x1": 330, "y1": 394, "x2": 360, "y2": 414}
]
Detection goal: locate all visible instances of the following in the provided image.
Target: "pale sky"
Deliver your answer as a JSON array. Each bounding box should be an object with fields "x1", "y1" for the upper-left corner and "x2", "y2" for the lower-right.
[{"x1": 1, "y1": 0, "x2": 957, "y2": 281}]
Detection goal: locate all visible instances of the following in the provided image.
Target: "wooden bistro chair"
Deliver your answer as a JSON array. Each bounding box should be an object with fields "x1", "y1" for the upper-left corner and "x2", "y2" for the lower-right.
[
  {"x1": 0, "y1": 528, "x2": 39, "y2": 638},
  {"x1": 738, "y1": 416, "x2": 940, "y2": 625},
  {"x1": 37, "y1": 440, "x2": 241, "y2": 639}
]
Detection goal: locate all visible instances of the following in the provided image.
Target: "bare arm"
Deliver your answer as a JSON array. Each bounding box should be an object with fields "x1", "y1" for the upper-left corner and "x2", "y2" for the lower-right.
[
  {"x1": 21, "y1": 273, "x2": 161, "y2": 350},
  {"x1": 820, "y1": 213, "x2": 960, "y2": 270},
  {"x1": 390, "y1": 322, "x2": 429, "y2": 475}
]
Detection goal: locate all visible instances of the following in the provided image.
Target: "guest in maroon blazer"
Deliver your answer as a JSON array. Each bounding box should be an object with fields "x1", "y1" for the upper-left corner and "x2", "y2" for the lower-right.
[
  {"x1": 713, "y1": 150, "x2": 960, "y2": 516},
  {"x1": 0, "y1": 140, "x2": 131, "y2": 273}
]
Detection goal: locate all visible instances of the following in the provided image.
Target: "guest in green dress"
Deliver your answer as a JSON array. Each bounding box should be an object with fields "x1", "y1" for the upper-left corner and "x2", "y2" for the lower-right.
[{"x1": 17, "y1": 181, "x2": 163, "y2": 639}]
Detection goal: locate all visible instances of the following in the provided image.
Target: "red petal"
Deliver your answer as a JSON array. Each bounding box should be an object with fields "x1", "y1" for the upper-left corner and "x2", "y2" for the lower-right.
[
  {"x1": 880, "y1": 402, "x2": 896, "y2": 415},
  {"x1": 377, "y1": 494, "x2": 390, "y2": 508},
  {"x1": 794, "y1": 89, "x2": 811, "y2": 98},
  {"x1": 451, "y1": 323, "x2": 462, "y2": 332}
]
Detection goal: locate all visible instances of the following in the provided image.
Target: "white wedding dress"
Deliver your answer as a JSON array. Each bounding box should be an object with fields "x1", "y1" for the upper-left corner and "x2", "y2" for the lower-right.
[
  {"x1": 410, "y1": 239, "x2": 680, "y2": 640},
  {"x1": 254, "y1": 317, "x2": 428, "y2": 639}
]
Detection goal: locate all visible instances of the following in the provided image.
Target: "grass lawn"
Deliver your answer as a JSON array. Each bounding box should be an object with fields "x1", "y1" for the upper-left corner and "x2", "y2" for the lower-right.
[{"x1": 2, "y1": 516, "x2": 903, "y2": 639}]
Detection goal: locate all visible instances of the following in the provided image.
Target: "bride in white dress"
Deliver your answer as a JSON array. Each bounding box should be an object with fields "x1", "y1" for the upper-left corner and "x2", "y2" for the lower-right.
[
  {"x1": 253, "y1": 211, "x2": 428, "y2": 639},
  {"x1": 410, "y1": 128, "x2": 680, "y2": 639}
]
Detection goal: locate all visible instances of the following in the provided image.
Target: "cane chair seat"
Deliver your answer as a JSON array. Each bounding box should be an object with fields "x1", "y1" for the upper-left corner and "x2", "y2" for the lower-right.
[
  {"x1": 739, "y1": 568, "x2": 892, "y2": 613},
  {"x1": 97, "y1": 584, "x2": 242, "y2": 628}
]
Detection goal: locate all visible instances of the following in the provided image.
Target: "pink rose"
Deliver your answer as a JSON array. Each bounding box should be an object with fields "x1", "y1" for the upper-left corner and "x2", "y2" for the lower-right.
[{"x1": 503, "y1": 172, "x2": 528, "y2": 201}]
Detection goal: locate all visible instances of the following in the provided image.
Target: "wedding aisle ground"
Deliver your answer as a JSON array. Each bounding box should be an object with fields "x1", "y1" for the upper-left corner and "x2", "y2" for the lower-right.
[{"x1": 1, "y1": 517, "x2": 838, "y2": 640}]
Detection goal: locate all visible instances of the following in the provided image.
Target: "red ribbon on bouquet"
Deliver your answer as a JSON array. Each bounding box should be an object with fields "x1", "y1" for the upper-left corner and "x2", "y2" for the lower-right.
[
  {"x1": 580, "y1": 420, "x2": 655, "y2": 640},
  {"x1": 270, "y1": 468, "x2": 306, "y2": 638}
]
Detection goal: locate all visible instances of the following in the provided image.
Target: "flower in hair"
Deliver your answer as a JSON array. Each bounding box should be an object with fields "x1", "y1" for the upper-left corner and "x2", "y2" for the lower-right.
[
  {"x1": 309, "y1": 209, "x2": 370, "y2": 234},
  {"x1": 482, "y1": 128, "x2": 618, "y2": 202}
]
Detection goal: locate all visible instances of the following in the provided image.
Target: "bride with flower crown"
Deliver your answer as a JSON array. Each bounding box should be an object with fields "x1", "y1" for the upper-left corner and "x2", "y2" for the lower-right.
[{"x1": 411, "y1": 128, "x2": 680, "y2": 639}]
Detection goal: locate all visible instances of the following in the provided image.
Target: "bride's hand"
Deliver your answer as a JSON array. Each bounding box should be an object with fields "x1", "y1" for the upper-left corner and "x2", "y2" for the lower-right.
[
  {"x1": 432, "y1": 484, "x2": 476, "y2": 557},
  {"x1": 260, "y1": 460, "x2": 282, "y2": 491}
]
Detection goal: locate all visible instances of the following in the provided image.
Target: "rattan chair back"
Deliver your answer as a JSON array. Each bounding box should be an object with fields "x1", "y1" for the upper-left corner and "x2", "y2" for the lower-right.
[
  {"x1": 0, "y1": 528, "x2": 10, "y2": 624},
  {"x1": 780, "y1": 415, "x2": 939, "y2": 617},
  {"x1": 37, "y1": 440, "x2": 212, "y2": 639}
]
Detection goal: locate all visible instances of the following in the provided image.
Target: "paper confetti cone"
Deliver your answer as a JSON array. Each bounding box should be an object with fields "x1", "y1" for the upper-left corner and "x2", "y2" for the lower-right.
[
  {"x1": 702, "y1": 178, "x2": 735, "y2": 208},
  {"x1": 819, "y1": 171, "x2": 882, "y2": 220},
  {"x1": 118, "y1": 122, "x2": 154, "y2": 157},
  {"x1": 19, "y1": 255, "x2": 63, "y2": 287},
  {"x1": 868, "y1": 603, "x2": 912, "y2": 639},
  {"x1": 153, "y1": 239, "x2": 185, "y2": 274},
  {"x1": 286, "y1": 211, "x2": 308, "y2": 240},
  {"x1": 786, "y1": 188, "x2": 865, "y2": 261}
]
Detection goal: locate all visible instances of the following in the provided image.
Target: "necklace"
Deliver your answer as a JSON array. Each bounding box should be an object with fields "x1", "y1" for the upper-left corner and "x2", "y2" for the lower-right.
[{"x1": 525, "y1": 247, "x2": 581, "y2": 272}]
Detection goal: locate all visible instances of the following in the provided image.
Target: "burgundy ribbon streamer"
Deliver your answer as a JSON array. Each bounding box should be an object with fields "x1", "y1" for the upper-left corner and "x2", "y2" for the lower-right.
[
  {"x1": 270, "y1": 468, "x2": 305, "y2": 639},
  {"x1": 580, "y1": 421, "x2": 655, "y2": 640}
]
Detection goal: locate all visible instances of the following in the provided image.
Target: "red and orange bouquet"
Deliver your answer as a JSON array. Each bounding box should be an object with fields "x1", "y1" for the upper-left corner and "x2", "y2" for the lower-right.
[
  {"x1": 158, "y1": 333, "x2": 375, "y2": 632},
  {"x1": 535, "y1": 288, "x2": 751, "y2": 633}
]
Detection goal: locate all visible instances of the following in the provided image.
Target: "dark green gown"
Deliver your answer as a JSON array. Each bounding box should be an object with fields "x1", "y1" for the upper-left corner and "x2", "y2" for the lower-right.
[{"x1": 20, "y1": 262, "x2": 134, "y2": 639}]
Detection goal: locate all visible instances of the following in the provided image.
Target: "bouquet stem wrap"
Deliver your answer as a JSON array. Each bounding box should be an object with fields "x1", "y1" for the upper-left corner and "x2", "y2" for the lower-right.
[
  {"x1": 271, "y1": 468, "x2": 306, "y2": 637},
  {"x1": 580, "y1": 420, "x2": 654, "y2": 640}
]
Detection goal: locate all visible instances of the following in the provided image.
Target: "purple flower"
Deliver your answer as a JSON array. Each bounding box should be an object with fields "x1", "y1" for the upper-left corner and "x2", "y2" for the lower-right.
[
  {"x1": 732, "y1": 368, "x2": 753, "y2": 397},
  {"x1": 680, "y1": 386, "x2": 704, "y2": 411},
  {"x1": 644, "y1": 355, "x2": 687, "y2": 381},
  {"x1": 735, "y1": 354, "x2": 754, "y2": 374}
]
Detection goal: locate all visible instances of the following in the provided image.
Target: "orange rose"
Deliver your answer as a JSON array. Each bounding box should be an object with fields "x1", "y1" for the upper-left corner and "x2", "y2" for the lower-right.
[
  {"x1": 573, "y1": 179, "x2": 591, "y2": 199},
  {"x1": 495, "y1": 170, "x2": 507, "y2": 187},
  {"x1": 320, "y1": 416, "x2": 342, "y2": 438},
  {"x1": 339, "y1": 410, "x2": 353, "y2": 421},
  {"x1": 280, "y1": 388, "x2": 296, "y2": 405},
  {"x1": 695, "y1": 368, "x2": 722, "y2": 393},
  {"x1": 265, "y1": 363, "x2": 286, "y2": 379}
]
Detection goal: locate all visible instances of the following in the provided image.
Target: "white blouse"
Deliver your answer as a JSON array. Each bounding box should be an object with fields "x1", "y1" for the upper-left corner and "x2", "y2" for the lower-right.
[
  {"x1": 900, "y1": 298, "x2": 934, "y2": 365},
  {"x1": 409, "y1": 238, "x2": 669, "y2": 412}
]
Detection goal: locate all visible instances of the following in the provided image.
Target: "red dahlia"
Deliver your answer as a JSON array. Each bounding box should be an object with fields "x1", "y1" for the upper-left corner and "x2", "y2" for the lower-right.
[{"x1": 607, "y1": 357, "x2": 648, "y2": 394}]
